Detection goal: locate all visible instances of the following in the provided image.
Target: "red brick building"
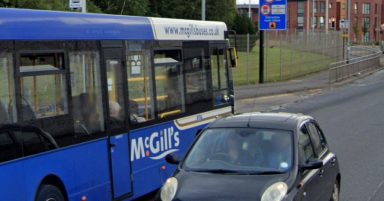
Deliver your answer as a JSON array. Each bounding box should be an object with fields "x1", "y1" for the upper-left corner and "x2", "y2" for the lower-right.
[
  {"x1": 237, "y1": 0, "x2": 384, "y2": 43},
  {"x1": 286, "y1": 0, "x2": 346, "y2": 32},
  {"x1": 350, "y1": 0, "x2": 383, "y2": 43}
]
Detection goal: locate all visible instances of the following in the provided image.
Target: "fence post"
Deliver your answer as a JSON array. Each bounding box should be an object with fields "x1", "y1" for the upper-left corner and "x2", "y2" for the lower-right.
[
  {"x1": 280, "y1": 31, "x2": 282, "y2": 81},
  {"x1": 246, "y1": 33, "x2": 250, "y2": 85}
]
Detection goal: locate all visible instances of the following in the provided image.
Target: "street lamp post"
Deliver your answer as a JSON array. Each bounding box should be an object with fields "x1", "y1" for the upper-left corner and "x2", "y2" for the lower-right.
[
  {"x1": 82, "y1": 0, "x2": 86, "y2": 13},
  {"x1": 347, "y1": 0, "x2": 350, "y2": 62},
  {"x1": 246, "y1": 0, "x2": 251, "y2": 84},
  {"x1": 202, "y1": 0, "x2": 206, "y2": 20}
]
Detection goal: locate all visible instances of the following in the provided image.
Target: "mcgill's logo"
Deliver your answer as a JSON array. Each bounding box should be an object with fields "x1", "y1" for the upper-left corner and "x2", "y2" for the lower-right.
[{"x1": 131, "y1": 126, "x2": 180, "y2": 161}]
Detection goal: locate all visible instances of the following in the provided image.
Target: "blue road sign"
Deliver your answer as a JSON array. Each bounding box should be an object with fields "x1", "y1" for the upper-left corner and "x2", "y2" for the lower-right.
[{"x1": 259, "y1": 0, "x2": 287, "y2": 30}]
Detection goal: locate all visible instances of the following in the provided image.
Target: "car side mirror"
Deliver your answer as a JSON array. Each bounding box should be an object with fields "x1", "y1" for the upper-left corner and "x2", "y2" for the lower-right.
[
  {"x1": 300, "y1": 159, "x2": 323, "y2": 171},
  {"x1": 195, "y1": 129, "x2": 202, "y2": 137},
  {"x1": 165, "y1": 153, "x2": 180, "y2": 165}
]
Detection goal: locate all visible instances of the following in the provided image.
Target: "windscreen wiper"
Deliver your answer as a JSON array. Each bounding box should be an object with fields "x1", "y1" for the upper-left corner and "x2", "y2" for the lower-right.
[
  {"x1": 246, "y1": 170, "x2": 285, "y2": 175},
  {"x1": 191, "y1": 169, "x2": 243, "y2": 174}
]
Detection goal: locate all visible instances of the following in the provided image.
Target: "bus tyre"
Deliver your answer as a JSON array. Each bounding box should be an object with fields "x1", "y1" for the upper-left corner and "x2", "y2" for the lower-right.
[{"x1": 36, "y1": 184, "x2": 65, "y2": 201}]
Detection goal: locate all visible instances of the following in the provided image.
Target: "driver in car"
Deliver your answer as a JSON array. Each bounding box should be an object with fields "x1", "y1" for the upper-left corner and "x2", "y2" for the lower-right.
[{"x1": 226, "y1": 136, "x2": 251, "y2": 166}]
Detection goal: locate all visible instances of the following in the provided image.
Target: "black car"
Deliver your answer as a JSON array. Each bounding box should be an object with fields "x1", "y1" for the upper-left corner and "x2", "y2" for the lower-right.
[
  {"x1": 0, "y1": 124, "x2": 59, "y2": 163},
  {"x1": 160, "y1": 113, "x2": 340, "y2": 201}
]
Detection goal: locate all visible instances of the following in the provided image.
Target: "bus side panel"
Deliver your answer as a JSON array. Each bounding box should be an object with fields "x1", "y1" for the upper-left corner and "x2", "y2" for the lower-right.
[
  {"x1": 22, "y1": 139, "x2": 111, "y2": 201},
  {"x1": 0, "y1": 161, "x2": 26, "y2": 201},
  {"x1": 129, "y1": 121, "x2": 207, "y2": 199}
]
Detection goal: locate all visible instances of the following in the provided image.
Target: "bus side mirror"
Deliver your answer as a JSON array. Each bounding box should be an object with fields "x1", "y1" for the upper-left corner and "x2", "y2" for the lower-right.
[{"x1": 228, "y1": 47, "x2": 238, "y2": 68}]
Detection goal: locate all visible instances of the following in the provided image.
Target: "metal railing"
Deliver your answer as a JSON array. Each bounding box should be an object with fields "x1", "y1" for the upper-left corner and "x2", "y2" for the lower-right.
[
  {"x1": 231, "y1": 30, "x2": 344, "y2": 85},
  {"x1": 329, "y1": 46, "x2": 382, "y2": 83}
]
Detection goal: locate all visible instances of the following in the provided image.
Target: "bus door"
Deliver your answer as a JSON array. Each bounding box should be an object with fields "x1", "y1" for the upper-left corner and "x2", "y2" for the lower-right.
[
  {"x1": 101, "y1": 42, "x2": 132, "y2": 199},
  {"x1": 209, "y1": 43, "x2": 233, "y2": 107}
]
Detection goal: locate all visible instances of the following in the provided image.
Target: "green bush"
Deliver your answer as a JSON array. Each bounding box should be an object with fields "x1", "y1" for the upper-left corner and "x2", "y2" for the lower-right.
[{"x1": 233, "y1": 13, "x2": 256, "y2": 34}]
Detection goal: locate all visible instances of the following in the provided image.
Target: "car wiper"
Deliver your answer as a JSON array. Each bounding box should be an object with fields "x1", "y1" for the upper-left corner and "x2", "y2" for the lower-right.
[
  {"x1": 191, "y1": 169, "x2": 243, "y2": 174},
  {"x1": 247, "y1": 170, "x2": 285, "y2": 175}
]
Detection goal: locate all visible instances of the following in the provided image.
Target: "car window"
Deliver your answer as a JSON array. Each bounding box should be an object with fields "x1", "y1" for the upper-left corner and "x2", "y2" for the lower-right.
[
  {"x1": 299, "y1": 126, "x2": 316, "y2": 163},
  {"x1": 0, "y1": 131, "x2": 21, "y2": 163},
  {"x1": 39, "y1": 134, "x2": 56, "y2": 150},
  {"x1": 183, "y1": 128, "x2": 293, "y2": 173},
  {"x1": 14, "y1": 131, "x2": 49, "y2": 156},
  {"x1": 307, "y1": 122, "x2": 326, "y2": 156}
]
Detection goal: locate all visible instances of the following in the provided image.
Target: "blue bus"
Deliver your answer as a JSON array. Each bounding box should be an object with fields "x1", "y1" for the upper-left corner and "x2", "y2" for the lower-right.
[{"x1": 0, "y1": 8, "x2": 236, "y2": 201}]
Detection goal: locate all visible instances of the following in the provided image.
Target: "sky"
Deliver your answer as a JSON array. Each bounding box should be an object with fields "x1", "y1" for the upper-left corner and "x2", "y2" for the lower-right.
[{"x1": 236, "y1": 0, "x2": 259, "y2": 5}]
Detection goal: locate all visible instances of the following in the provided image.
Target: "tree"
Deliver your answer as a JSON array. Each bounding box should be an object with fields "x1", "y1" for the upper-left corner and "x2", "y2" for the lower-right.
[
  {"x1": 233, "y1": 13, "x2": 256, "y2": 34},
  {"x1": 92, "y1": 0, "x2": 149, "y2": 16},
  {"x1": 206, "y1": 0, "x2": 237, "y2": 29},
  {"x1": 0, "y1": 0, "x2": 101, "y2": 13},
  {"x1": 148, "y1": 0, "x2": 200, "y2": 19},
  {"x1": 148, "y1": 0, "x2": 237, "y2": 27}
]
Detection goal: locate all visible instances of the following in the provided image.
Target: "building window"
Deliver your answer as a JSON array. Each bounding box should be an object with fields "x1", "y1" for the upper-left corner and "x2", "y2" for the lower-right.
[
  {"x1": 329, "y1": 3, "x2": 332, "y2": 9},
  {"x1": 375, "y1": 3, "x2": 378, "y2": 14},
  {"x1": 313, "y1": 17, "x2": 318, "y2": 28},
  {"x1": 320, "y1": 2, "x2": 325, "y2": 13},
  {"x1": 354, "y1": 3, "x2": 358, "y2": 14},
  {"x1": 314, "y1": 1, "x2": 317, "y2": 14},
  {"x1": 319, "y1": 16, "x2": 325, "y2": 28},
  {"x1": 298, "y1": 16, "x2": 304, "y2": 28},
  {"x1": 298, "y1": 1, "x2": 304, "y2": 14},
  {"x1": 363, "y1": 17, "x2": 370, "y2": 29},
  {"x1": 363, "y1": 32, "x2": 370, "y2": 43},
  {"x1": 362, "y1": 17, "x2": 370, "y2": 43},
  {"x1": 362, "y1": 3, "x2": 370, "y2": 15},
  {"x1": 330, "y1": 17, "x2": 336, "y2": 28}
]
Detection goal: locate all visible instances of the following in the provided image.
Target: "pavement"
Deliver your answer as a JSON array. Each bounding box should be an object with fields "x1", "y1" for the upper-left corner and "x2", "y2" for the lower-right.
[
  {"x1": 235, "y1": 70, "x2": 331, "y2": 100},
  {"x1": 235, "y1": 51, "x2": 384, "y2": 101}
]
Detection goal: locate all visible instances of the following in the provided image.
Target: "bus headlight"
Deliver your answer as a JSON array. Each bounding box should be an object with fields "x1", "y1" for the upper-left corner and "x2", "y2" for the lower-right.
[
  {"x1": 261, "y1": 182, "x2": 288, "y2": 201},
  {"x1": 160, "y1": 177, "x2": 178, "y2": 201}
]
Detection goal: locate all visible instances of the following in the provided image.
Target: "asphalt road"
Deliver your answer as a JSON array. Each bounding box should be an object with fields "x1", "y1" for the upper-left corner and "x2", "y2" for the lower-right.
[{"x1": 237, "y1": 70, "x2": 384, "y2": 201}]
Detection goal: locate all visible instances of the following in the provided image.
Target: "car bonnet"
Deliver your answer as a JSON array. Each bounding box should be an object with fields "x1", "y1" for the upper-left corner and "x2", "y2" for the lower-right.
[{"x1": 173, "y1": 169, "x2": 290, "y2": 201}]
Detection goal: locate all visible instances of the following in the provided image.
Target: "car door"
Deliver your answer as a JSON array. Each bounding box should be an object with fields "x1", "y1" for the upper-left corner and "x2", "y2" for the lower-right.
[
  {"x1": 297, "y1": 124, "x2": 323, "y2": 201},
  {"x1": 307, "y1": 121, "x2": 338, "y2": 200}
]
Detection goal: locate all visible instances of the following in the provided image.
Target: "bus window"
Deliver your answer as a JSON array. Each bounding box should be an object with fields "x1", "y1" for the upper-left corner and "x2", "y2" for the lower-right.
[
  {"x1": 126, "y1": 41, "x2": 154, "y2": 124},
  {"x1": 0, "y1": 46, "x2": 16, "y2": 123},
  {"x1": 69, "y1": 50, "x2": 105, "y2": 136},
  {"x1": 210, "y1": 47, "x2": 230, "y2": 106},
  {"x1": 19, "y1": 53, "x2": 68, "y2": 120},
  {"x1": 106, "y1": 59, "x2": 127, "y2": 131},
  {"x1": 154, "y1": 49, "x2": 185, "y2": 118},
  {"x1": 183, "y1": 42, "x2": 212, "y2": 113}
]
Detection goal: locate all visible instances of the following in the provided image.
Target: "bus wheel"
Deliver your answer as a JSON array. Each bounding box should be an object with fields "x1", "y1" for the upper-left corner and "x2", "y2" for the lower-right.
[{"x1": 36, "y1": 184, "x2": 65, "y2": 201}]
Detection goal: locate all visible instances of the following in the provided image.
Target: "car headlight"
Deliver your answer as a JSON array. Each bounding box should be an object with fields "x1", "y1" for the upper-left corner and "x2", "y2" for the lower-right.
[
  {"x1": 160, "y1": 177, "x2": 178, "y2": 201},
  {"x1": 261, "y1": 182, "x2": 288, "y2": 201}
]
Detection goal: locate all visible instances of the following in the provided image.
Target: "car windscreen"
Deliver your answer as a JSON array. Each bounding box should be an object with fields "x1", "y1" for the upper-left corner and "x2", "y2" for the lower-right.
[{"x1": 182, "y1": 128, "x2": 293, "y2": 174}]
